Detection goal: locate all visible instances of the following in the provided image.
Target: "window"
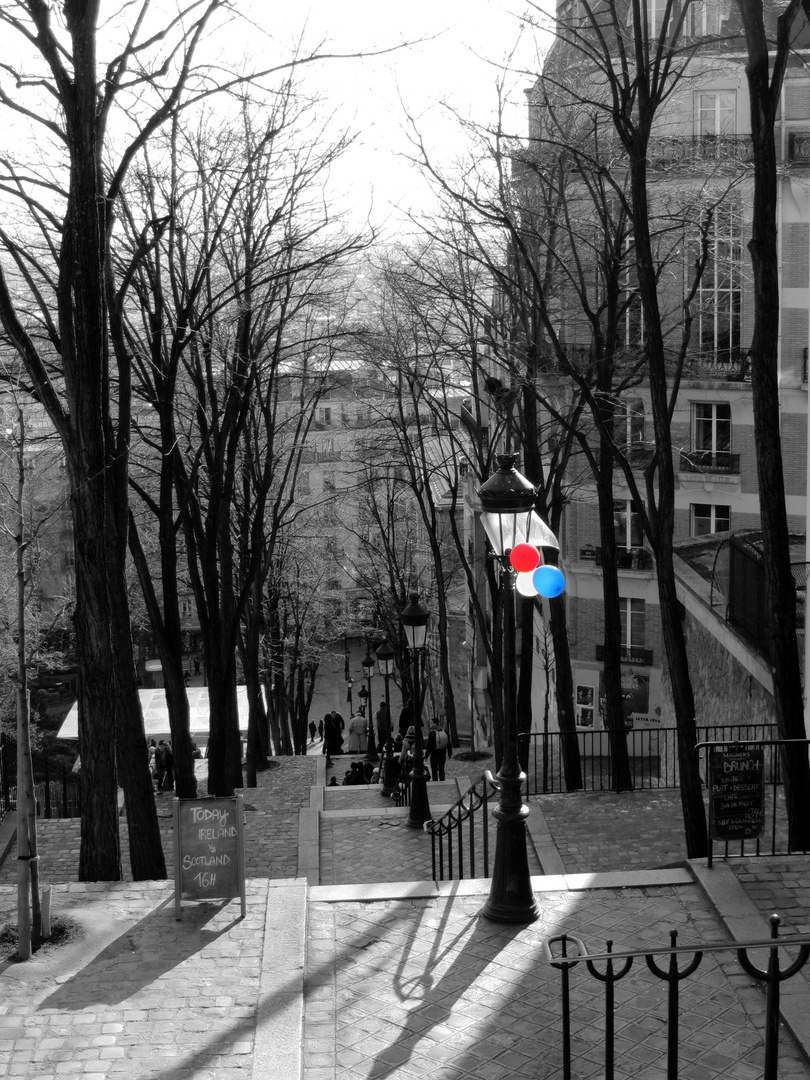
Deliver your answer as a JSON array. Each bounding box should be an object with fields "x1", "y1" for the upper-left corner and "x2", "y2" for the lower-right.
[
  {"x1": 576, "y1": 685, "x2": 595, "y2": 728},
  {"x1": 696, "y1": 202, "x2": 742, "y2": 365},
  {"x1": 618, "y1": 397, "x2": 645, "y2": 450},
  {"x1": 614, "y1": 500, "x2": 644, "y2": 549},
  {"x1": 620, "y1": 598, "x2": 646, "y2": 649},
  {"x1": 180, "y1": 597, "x2": 194, "y2": 617},
  {"x1": 697, "y1": 92, "x2": 735, "y2": 138},
  {"x1": 298, "y1": 469, "x2": 311, "y2": 497},
  {"x1": 691, "y1": 503, "x2": 731, "y2": 536},
  {"x1": 323, "y1": 471, "x2": 336, "y2": 492},
  {"x1": 318, "y1": 407, "x2": 332, "y2": 426},
  {"x1": 693, "y1": 402, "x2": 731, "y2": 461},
  {"x1": 689, "y1": 0, "x2": 730, "y2": 37}
]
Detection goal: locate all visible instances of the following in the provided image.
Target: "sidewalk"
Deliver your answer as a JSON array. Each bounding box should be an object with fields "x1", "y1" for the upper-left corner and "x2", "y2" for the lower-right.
[{"x1": 0, "y1": 760, "x2": 809, "y2": 1078}]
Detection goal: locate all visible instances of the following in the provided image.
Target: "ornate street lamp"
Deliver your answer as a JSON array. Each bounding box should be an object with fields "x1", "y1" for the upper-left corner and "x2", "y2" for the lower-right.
[
  {"x1": 479, "y1": 453, "x2": 563, "y2": 924},
  {"x1": 362, "y1": 650, "x2": 378, "y2": 763},
  {"x1": 375, "y1": 640, "x2": 399, "y2": 796},
  {"x1": 400, "y1": 593, "x2": 432, "y2": 828},
  {"x1": 346, "y1": 676, "x2": 354, "y2": 715}
]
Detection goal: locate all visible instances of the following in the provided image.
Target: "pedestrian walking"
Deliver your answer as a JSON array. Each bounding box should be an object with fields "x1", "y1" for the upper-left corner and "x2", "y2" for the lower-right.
[
  {"x1": 426, "y1": 718, "x2": 451, "y2": 782},
  {"x1": 161, "y1": 740, "x2": 175, "y2": 791},
  {"x1": 375, "y1": 701, "x2": 391, "y2": 748},
  {"x1": 308, "y1": 720, "x2": 317, "y2": 743},
  {"x1": 347, "y1": 713, "x2": 367, "y2": 753},
  {"x1": 318, "y1": 719, "x2": 324, "y2": 741},
  {"x1": 398, "y1": 699, "x2": 414, "y2": 738}
]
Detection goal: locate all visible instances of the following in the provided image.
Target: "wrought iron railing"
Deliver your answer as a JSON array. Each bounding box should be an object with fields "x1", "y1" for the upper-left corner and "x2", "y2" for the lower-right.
[
  {"x1": 695, "y1": 737, "x2": 810, "y2": 862},
  {"x1": 0, "y1": 732, "x2": 82, "y2": 822},
  {"x1": 520, "y1": 724, "x2": 777, "y2": 796},
  {"x1": 679, "y1": 448, "x2": 741, "y2": 474},
  {"x1": 650, "y1": 134, "x2": 755, "y2": 168},
  {"x1": 545, "y1": 916, "x2": 809, "y2": 1080},
  {"x1": 427, "y1": 773, "x2": 499, "y2": 882}
]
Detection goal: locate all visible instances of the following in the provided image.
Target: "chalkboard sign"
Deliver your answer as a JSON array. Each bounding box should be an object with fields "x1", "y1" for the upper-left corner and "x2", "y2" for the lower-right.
[
  {"x1": 173, "y1": 795, "x2": 246, "y2": 919},
  {"x1": 709, "y1": 747, "x2": 765, "y2": 843}
]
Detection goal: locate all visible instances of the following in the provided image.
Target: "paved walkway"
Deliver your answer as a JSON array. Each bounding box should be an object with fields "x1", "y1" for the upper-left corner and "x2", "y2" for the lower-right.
[{"x1": 1, "y1": 759, "x2": 810, "y2": 1079}]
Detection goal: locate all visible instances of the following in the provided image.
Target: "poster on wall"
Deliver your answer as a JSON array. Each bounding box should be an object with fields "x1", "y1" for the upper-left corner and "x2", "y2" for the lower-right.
[
  {"x1": 576, "y1": 684, "x2": 595, "y2": 727},
  {"x1": 598, "y1": 671, "x2": 650, "y2": 728}
]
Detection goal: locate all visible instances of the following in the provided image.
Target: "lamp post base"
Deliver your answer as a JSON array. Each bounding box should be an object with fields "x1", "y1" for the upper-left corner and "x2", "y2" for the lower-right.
[{"x1": 481, "y1": 797, "x2": 539, "y2": 925}]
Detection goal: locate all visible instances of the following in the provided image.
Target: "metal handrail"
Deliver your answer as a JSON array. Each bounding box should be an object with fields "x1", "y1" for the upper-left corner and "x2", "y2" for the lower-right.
[
  {"x1": 545, "y1": 915, "x2": 809, "y2": 1080},
  {"x1": 426, "y1": 772, "x2": 499, "y2": 881}
]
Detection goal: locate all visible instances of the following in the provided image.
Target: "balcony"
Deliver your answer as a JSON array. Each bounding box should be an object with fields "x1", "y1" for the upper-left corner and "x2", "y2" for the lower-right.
[
  {"x1": 593, "y1": 546, "x2": 654, "y2": 571},
  {"x1": 595, "y1": 643, "x2": 654, "y2": 666},
  {"x1": 650, "y1": 135, "x2": 754, "y2": 170},
  {"x1": 679, "y1": 449, "x2": 740, "y2": 475}
]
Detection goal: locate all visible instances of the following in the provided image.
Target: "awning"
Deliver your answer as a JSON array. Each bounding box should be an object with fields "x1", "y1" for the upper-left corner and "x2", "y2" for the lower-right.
[{"x1": 57, "y1": 686, "x2": 251, "y2": 740}]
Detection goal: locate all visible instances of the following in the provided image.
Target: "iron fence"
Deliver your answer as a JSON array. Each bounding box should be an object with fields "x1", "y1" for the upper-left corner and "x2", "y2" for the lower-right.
[
  {"x1": 0, "y1": 732, "x2": 82, "y2": 822},
  {"x1": 427, "y1": 773, "x2": 499, "y2": 882},
  {"x1": 545, "y1": 916, "x2": 809, "y2": 1080},
  {"x1": 520, "y1": 723, "x2": 778, "y2": 795},
  {"x1": 696, "y1": 737, "x2": 810, "y2": 862}
]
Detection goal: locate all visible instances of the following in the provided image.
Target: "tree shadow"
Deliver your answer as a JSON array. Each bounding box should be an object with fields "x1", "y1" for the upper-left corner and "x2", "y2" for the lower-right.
[{"x1": 39, "y1": 895, "x2": 240, "y2": 1010}]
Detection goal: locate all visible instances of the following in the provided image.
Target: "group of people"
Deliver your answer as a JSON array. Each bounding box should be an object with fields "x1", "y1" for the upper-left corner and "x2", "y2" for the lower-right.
[
  {"x1": 397, "y1": 717, "x2": 452, "y2": 782},
  {"x1": 306, "y1": 697, "x2": 453, "y2": 784}
]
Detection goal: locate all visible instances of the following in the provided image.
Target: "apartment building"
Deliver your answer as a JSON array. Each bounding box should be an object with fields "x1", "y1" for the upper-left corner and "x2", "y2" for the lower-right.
[{"x1": 522, "y1": 0, "x2": 810, "y2": 735}]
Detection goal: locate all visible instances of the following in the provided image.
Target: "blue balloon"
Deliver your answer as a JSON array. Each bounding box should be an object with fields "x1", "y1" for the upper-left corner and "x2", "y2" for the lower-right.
[{"x1": 533, "y1": 565, "x2": 565, "y2": 598}]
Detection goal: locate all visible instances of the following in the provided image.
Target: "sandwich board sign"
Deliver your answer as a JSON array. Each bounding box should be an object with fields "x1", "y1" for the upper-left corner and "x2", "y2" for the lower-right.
[
  {"x1": 173, "y1": 795, "x2": 246, "y2": 919},
  {"x1": 708, "y1": 746, "x2": 765, "y2": 843}
]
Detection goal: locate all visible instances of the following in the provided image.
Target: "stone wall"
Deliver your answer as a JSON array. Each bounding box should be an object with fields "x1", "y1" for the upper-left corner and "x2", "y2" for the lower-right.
[{"x1": 660, "y1": 608, "x2": 775, "y2": 729}]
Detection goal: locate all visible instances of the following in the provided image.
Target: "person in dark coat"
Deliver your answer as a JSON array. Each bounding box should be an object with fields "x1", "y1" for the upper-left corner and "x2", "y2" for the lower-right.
[
  {"x1": 426, "y1": 718, "x2": 451, "y2": 782},
  {"x1": 323, "y1": 712, "x2": 344, "y2": 756},
  {"x1": 308, "y1": 720, "x2": 317, "y2": 743},
  {"x1": 398, "y1": 700, "x2": 414, "y2": 738}
]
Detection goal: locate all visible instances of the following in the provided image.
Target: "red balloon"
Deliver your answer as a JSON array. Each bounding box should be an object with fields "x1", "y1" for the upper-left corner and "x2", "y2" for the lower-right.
[{"x1": 509, "y1": 543, "x2": 541, "y2": 573}]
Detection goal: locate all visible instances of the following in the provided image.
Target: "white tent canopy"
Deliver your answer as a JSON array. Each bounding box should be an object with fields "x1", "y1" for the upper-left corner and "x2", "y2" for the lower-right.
[{"x1": 57, "y1": 687, "x2": 251, "y2": 741}]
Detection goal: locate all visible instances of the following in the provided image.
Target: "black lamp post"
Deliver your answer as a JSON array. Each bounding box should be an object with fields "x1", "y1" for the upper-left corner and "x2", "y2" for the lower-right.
[
  {"x1": 362, "y1": 650, "x2": 378, "y2": 763},
  {"x1": 376, "y1": 640, "x2": 399, "y2": 796},
  {"x1": 346, "y1": 676, "x2": 354, "y2": 715},
  {"x1": 400, "y1": 593, "x2": 432, "y2": 829},
  {"x1": 479, "y1": 453, "x2": 561, "y2": 924}
]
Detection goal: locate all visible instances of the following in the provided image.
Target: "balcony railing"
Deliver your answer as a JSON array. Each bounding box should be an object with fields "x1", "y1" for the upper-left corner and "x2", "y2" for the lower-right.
[
  {"x1": 650, "y1": 134, "x2": 754, "y2": 168},
  {"x1": 679, "y1": 449, "x2": 740, "y2": 475},
  {"x1": 595, "y1": 643, "x2": 654, "y2": 665},
  {"x1": 594, "y1": 546, "x2": 654, "y2": 571}
]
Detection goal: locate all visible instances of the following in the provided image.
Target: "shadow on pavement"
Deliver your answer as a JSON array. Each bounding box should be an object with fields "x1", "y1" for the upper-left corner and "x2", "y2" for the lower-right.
[{"x1": 38, "y1": 896, "x2": 238, "y2": 1010}]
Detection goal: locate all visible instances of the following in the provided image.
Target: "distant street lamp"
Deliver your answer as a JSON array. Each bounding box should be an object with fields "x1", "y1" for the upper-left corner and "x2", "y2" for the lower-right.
[
  {"x1": 346, "y1": 676, "x2": 354, "y2": 715},
  {"x1": 362, "y1": 650, "x2": 378, "y2": 763},
  {"x1": 400, "y1": 593, "x2": 432, "y2": 829},
  {"x1": 478, "y1": 453, "x2": 563, "y2": 924},
  {"x1": 375, "y1": 640, "x2": 399, "y2": 796}
]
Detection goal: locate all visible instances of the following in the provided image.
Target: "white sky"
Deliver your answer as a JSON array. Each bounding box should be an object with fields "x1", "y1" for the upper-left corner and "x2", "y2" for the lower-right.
[{"x1": 245, "y1": 0, "x2": 553, "y2": 233}]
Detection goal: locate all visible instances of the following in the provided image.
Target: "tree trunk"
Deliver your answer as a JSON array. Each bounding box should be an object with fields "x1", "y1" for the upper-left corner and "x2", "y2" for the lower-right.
[
  {"x1": 596, "y1": 460, "x2": 634, "y2": 792},
  {"x1": 738, "y1": 0, "x2": 810, "y2": 849},
  {"x1": 71, "y1": 473, "x2": 122, "y2": 881},
  {"x1": 548, "y1": 596, "x2": 583, "y2": 791},
  {"x1": 629, "y1": 142, "x2": 708, "y2": 858}
]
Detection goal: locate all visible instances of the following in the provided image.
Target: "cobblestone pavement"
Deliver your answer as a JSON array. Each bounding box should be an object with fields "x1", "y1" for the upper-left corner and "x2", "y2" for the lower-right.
[
  {"x1": 303, "y1": 882, "x2": 810, "y2": 1080},
  {"x1": 0, "y1": 757, "x2": 316, "y2": 885},
  {"x1": 0, "y1": 880, "x2": 264, "y2": 1080},
  {"x1": 534, "y1": 789, "x2": 690, "y2": 873},
  {"x1": 731, "y1": 856, "x2": 810, "y2": 934}
]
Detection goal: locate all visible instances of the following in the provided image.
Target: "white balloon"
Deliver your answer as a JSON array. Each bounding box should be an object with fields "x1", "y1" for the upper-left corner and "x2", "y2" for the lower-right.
[{"x1": 516, "y1": 571, "x2": 538, "y2": 597}]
